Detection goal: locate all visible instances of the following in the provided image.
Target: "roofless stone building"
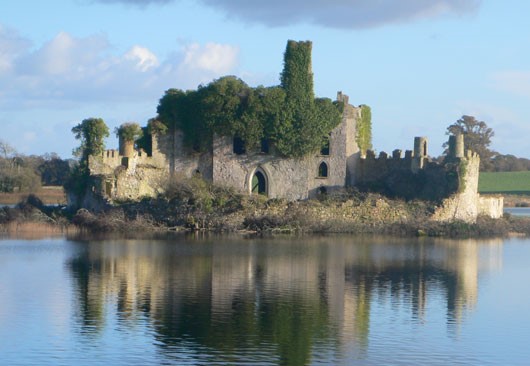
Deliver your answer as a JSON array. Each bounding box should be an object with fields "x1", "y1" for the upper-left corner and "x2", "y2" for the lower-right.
[{"x1": 84, "y1": 41, "x2": 503, "y2": 223}]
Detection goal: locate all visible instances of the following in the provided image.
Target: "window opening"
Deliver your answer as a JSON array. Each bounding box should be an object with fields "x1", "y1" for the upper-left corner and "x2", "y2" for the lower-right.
[
  {"x1": 320, "y1": 136, "x2": 330, "y2": 155},
  {"x1": 260, "y1": 138, "x2": 270, "y2": 154},
  {"x1": 252, "y1": 171, "x2": 267, "y2": 195},
  {"x1": 318, "y1": 162, "x2": 328, "y2": 178},
  {"x1": 233, "y1": 136, "x2": 246, "y2": 155}
]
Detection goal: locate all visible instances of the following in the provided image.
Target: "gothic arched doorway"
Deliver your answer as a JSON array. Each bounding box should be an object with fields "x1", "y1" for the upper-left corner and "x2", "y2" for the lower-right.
[{"x1": 251, "y1": 170, "x2": 267, "y2": 195}]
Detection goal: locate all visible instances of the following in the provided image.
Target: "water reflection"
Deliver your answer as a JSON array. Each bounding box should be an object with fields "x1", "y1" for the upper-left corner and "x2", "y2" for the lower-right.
[{"x1": 67, "y1": 235, "x2": 503, "y2": 365}]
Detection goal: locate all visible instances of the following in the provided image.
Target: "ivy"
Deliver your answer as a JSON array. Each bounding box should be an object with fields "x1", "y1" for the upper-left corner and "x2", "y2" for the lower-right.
[
  {"x1": 457, "y1": 160, "x2": 468, "y2": 193},
  {"x1": 357, "y1": 105, "x2": 372, "y2": 154},
  {"x1": 156, "y1": 40, "x2": 342, "y2": 157},
  {"x1": 115, "y1": 122, "x2": 143, "y2": 142}
]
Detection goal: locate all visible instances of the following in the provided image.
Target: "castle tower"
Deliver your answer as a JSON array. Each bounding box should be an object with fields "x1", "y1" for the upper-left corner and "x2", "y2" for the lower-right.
[
  {"x1": 448, "y1": 133, "x2": 464, "y2": 159},
  {"x1": 119, "y1": 136, "x2": 134, "y2": 158},
  {"x1": 411, "y1": 137, "x2": 428, "y2": 172}
]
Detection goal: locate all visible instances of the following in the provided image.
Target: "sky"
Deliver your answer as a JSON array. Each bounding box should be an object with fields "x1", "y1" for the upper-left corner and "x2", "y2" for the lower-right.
[{"x1": 1, "y1": 0, "x2": 530, "y2": 159}]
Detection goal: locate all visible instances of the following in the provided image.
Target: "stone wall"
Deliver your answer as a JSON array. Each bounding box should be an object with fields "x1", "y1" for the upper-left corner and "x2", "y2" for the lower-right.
[
  {"x1": 210, "y1": 97, "x2": 360, "y2": 200},
  {"x1": 88, "y1": 131, "x2": 171, "y2": 201},
  {"x1": 81, "y1": 97, "x2": 503, "y2": 222},
  {"x1": 431, "y1": 154, "x2": 481, "y2": 222},
  {"x1": 431, "y1": 152, "x2": 503, "y2": 222},
  {"x1": 478, "y1": 195, "x2": 504, "y2": 219},
  {"x1": 356, "y1": 141, "x2": 458, "y2": 202}
]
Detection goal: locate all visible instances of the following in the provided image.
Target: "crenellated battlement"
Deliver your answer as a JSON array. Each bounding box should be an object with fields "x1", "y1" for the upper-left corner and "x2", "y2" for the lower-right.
[{"x1": 356, "y1": 135, "x2": 485, "y2": 207}]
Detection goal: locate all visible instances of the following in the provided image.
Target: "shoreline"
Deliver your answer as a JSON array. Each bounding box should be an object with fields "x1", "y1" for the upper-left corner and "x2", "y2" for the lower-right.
[{"x1": 2, "y1": 192, "x2": 530, "y2": 239}]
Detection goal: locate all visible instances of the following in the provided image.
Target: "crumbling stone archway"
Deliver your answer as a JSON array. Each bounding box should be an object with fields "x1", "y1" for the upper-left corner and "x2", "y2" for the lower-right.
[{"x1": 251, "y1": 168, "x2": 268, "y2": 196}]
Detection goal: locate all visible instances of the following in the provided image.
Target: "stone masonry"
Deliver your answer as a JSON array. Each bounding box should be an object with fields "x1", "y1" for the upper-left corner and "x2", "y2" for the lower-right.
[{"x1": 87, "y1": 98, "x2": 502, "y2": 222}]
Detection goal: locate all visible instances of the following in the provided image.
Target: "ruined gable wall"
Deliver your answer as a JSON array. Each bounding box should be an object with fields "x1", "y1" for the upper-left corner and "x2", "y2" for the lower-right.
[
  {"x1": 165, "y1": 129, "x2": 213, "y2": 181},
  {"x1": 211, "y1": 108, "x2": 355, "y2": 200}
]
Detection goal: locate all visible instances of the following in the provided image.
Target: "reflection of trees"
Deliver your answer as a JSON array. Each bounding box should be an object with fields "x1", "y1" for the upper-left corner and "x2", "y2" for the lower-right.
[
  {"x1": 67, "y1": 236, "x2": 502, "y2": 364},
  {"x1": 69, "y1": 245, "x2": 106, "y2": 332}
]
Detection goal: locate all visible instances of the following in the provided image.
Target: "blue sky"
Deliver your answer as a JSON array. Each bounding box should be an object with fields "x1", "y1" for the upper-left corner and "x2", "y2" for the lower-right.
[{"x1": 1, "y1": 0, "x2": 529, "y2": 158}]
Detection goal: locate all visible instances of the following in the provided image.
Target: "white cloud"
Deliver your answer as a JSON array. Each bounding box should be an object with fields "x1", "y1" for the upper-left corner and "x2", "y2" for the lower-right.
[
  {"x1": 124, "y1": 45, "x2": 159, "y2": 72},
  {"x1": 0, "y1": 27, "x2": 239, "y2": 109},
  {"x1": 180, "y1": 42, "x2": 239, "y2": 75},
  {"x1": 0, "y1": 24, "x2": 31, "y2": 74}
]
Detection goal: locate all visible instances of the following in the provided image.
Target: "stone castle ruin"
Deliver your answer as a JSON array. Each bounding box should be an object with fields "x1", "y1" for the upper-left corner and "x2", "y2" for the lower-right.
[
  {"x1": 90, "y1": 91, "x2": 359, "y2": 202},
  {"x1": 85, "y1": 41, "x2": 503, "y2": 223}
]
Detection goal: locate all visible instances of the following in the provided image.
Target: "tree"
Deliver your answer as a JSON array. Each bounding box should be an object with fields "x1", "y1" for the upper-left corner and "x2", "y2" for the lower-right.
[
  {"x1": 155, "y1": 40, "x2": 342, "y2": 157},
  {"x1": 37, "y1": 156, "x2": 72, "y2": 186},
  {"x1": 67, "y1": 118, "x2": 109, "y2": 198},
  {"x1": 72, "y1": 118, "x2": 110, "y2": 165},
  {"x1": 443, "y1": 115, "x2": 495, "y2": 171},
  {"x1": 115, "y1": 122, "x2": 143, "y2": 142},
  {"x1": 0, "y1": 140, "x2": 16, "y2": 159}
]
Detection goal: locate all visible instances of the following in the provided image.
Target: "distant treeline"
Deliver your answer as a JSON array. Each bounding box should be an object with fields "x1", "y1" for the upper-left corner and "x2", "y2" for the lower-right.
[
  {"x1": 0, "y1": 147, "x2": 72, "y2": 193},
  {"x1": 486, "y1": 154, "x2": 530, "y2": 172}
]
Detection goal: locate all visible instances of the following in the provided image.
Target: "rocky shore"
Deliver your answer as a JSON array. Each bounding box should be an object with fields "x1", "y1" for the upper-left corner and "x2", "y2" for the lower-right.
[{"x1": 2, "y1": 186, "x2": 529, "y2": 238}]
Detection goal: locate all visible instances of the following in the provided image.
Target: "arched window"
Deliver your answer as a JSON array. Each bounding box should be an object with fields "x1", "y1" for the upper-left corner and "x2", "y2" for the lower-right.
[
  {"x1": 320, "y1": 136, "x2": 330, "y2": 155},
  {"x1": 318, "y1": 162, "x2": 328, "y2": 178},
  {"x1": 252, "y1": 170, "x2": 267, "y2": 195}
]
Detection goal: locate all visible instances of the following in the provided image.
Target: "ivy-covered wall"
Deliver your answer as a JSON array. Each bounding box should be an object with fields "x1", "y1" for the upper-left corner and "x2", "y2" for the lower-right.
[
  {"x1": 356, "y1": 105, "x2": 372, "y2": 154},
  {"x1": 155, "y1": 40, "x2": 342, "y2": 158}
]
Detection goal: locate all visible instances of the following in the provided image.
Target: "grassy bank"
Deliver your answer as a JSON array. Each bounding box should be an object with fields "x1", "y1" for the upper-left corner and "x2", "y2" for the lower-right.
[
  {"x1": 479, "y1": 171, "x2": 530, "y2": 207},
  {"x1": 3, "y1": 180, "x2": 530, "y2": 238},
  {"x1": 479, "y1": 171, "x2": 530, "y2": 195},
  {"x1": 67, "y1": 178, "x2": 530, "y2": 238}
]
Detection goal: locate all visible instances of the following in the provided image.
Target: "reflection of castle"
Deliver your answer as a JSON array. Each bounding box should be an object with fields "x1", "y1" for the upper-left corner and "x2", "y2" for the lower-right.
[{"x1": 68, "y1": 236, "x2": 503, "y2": 361}]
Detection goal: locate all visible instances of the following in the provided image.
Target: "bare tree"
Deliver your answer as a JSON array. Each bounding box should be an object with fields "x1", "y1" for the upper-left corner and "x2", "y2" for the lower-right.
[{"x1": 0, "y1": 140, "x2": 16, "y2": 159}]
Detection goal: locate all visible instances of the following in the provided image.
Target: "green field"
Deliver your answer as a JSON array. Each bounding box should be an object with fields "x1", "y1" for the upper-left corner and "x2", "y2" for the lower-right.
[{"x1": 479, "y1": 171, "x2": 530, "y2": 194}]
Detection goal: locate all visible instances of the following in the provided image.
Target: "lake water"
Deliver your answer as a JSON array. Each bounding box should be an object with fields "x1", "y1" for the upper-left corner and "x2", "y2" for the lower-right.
[
  {"x1": 1, "y1": 234, "x2": 529, "y2": 366},
  {"x1": 504, "y1": 207, "x2": 530, "y2": 217}
]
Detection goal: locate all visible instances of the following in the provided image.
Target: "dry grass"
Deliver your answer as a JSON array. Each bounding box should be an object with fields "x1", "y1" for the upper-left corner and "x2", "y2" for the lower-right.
[
  {"x1": 0, "y1": 221, "x2": 79, "y2": 239},
  {"x1": 0, "y1": 186, "x2": 66, "y2": 205}
]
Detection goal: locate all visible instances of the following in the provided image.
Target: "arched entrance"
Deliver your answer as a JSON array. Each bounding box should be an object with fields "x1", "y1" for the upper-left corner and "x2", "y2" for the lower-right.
[{"x1": 251, "y1": 170, "x2": 267, "y2": 195}]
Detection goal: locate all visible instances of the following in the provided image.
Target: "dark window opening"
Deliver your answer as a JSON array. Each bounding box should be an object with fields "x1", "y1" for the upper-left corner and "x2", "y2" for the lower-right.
[
  {"x1": 252, "y1": 171, "x2": 267, "y2": 195},
  {"x1": 318, "y1": 162, "x2": 328, "y2": 178},
  {"x1": 192, "y1": 140, "x2": 201, "y2": 153},
  {"x1": 260, "y1": 138, "x2": 270, "y2": 154},
  {"x1": 233, "y1": 136, "x2": 246, "y2": 155},
  {"x1": 318, "y1": 186, "x2": 327, "y2": 195},
  {"x1": 423, "y1": 141, "x2": 427, "y2": 156},
  {"x1": 320, "y1": 136, "x2": 330, "y2": 155}
]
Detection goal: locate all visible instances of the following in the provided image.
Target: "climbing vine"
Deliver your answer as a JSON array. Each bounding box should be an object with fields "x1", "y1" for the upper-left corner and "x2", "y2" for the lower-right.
[
  {"x1": 457, "y1": 160, "x2": 468, "y2": 193},
  {"x1": 356, "y1": 105, "x2": 372, "y2": 154},
  {"x1": 156, "y1": 40, "x2": 342, "y2": 158}
]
